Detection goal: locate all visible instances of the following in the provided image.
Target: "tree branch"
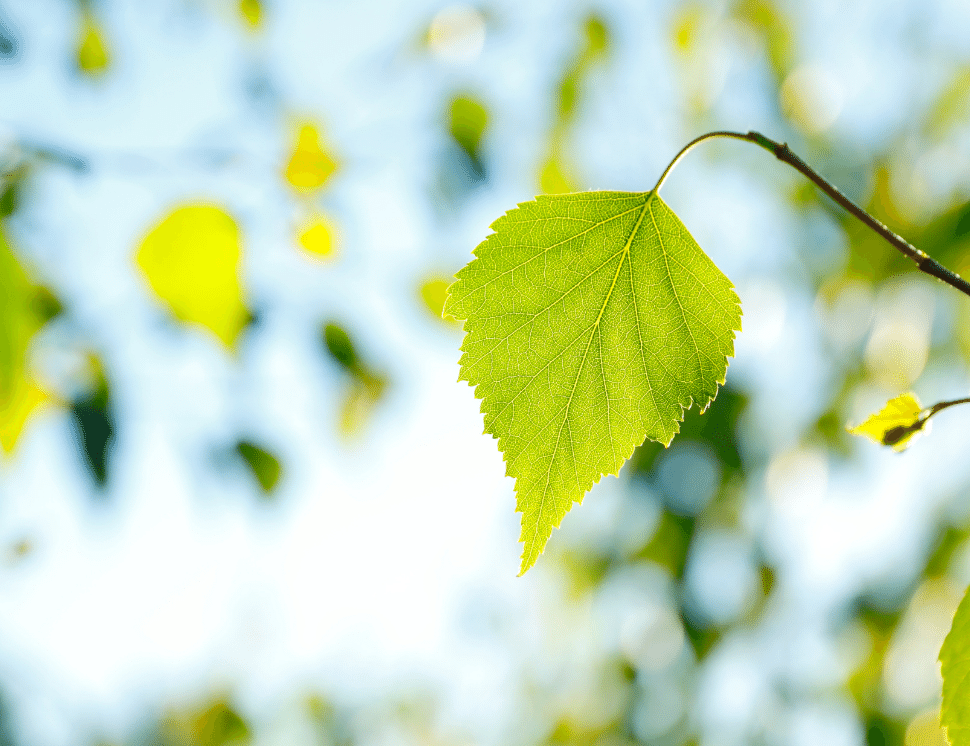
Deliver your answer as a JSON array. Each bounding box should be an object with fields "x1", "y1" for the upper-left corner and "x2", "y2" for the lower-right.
[{"x1": 653, "y1": 130, "x2": 970, "y2": 300}]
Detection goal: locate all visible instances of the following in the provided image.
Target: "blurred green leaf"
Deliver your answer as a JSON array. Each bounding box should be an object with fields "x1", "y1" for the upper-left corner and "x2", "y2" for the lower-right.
[
  {"x1": 924, "y1": 66, "x2": 970, "y2": 140},
  {"x1": 323, "y1": 322, "x2": 360, "y2": 373},
  {"x1": 541, "y1": 13, "x2": 612, "y2": 193},
  {"x1": 445, "y1": 191, "x2": 741, "y2": 573},
  {"x1": 321, "y1": 321, "x2": 389, "y2": 437},
  {"x1": 70, "y1": 361, "x2": 115, "y2": 489},
  {"x1": 448, "y1": 94, "x2": 488, "y2": 178},
  {"x1": 732, "y1": 0, "x2": 794, "y2": 80},
  {"x1": 539, "y1": 156, "x2": 579, "y2": 195},
  {"x1": 76, "y1": 11, "x2": 111, "y2": 76},
  {"x1": 0, "y1": 170, "x2": 23, "y2": 219},
  {"x1": 940, "y1": 586, "x2": 970, "y2": 746},
  {"x1": 635, "y1": 511, "x2": 695, "y2": 577},
  {"x1": 0, "y1": 228, "x2": 51, "y2": 453},
  {"x1": 559, "y1": 11, "x2": 611, "y2": 122},
  {"x1": 417, "y1": 273, "x2": 456, "y2": 323},
  {"x1": 235, "y1": 440, "x2": 282, "y2": 495},
  {"x1": 157, "y1": 699, "x2": 250, "y2": 746},
  {"x1": 136, "y1": 205, "x2": 251, "y2": 349}
]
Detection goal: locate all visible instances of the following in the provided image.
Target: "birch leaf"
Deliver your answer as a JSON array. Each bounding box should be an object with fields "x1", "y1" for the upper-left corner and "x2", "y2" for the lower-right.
[{"x1": 445, "y1": 191, "x2": 742, "y2": 573}]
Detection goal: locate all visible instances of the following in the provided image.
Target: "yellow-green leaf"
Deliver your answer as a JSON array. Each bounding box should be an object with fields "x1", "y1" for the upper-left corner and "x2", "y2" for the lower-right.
[
  {"x1": 848, "y1": 392, "x2": 926, "y2": 452},
  {"x1": 136, "y1": 205, "x2": 249, "y2": 349},
  {"x1": 941, "y1": 585, "x2": 970, "y2": 745},
  {"x1": 445, "y1": 191, "x2": 741, "y2": 574}
]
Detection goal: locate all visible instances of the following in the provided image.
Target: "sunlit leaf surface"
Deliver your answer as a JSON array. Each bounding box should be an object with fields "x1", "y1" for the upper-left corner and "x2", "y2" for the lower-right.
[
  {"x1": 445, "y1": 191, "x2": 742, "y2": 573},
  {"x1": 848, "y1": 392, "x2": 926, "y2": 452},
  {"x1": 136, "y1": 205, "x2": 250, "y2": 349}
]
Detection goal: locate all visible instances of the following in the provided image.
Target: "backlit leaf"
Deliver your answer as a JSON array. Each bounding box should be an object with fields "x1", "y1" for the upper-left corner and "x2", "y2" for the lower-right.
[
  {"x1": 940, "y1": 585, "x2": 970, "y2": 746},
  {"x1": 136, "y1": 205, "x2": 250, "y2": 349},
  {"x1": 445, "y1": 191, "x2": 742, "y2": 573},
  {"x1": 848, "y1": 392, "x2": 926, "y2": 452}
]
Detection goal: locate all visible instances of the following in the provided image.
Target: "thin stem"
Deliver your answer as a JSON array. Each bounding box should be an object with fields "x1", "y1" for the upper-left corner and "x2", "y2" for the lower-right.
[
  {"x1": 926, "y1": 396, "x2": 970, "y2": 419},
  {"x1": 653, "y1": 130, "x2": 970, "y2": 300}
]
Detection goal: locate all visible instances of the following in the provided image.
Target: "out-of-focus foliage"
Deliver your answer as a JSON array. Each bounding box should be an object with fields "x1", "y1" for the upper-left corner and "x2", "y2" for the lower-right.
[
  {"x1": 235, "y1": 439, "x2": 282, "y2": 495},
  {"x1": 143, "y1": 699, "x2": 250, "y2": 746},
  {"x1": 284, "y1": 124, "x2": 338, "y2": 193},
  {"x1": 70, "y1": 357, "x2": 115, "y2": 488},
  {"x1": 941, "y1": 590, "x2": 970, "y2": 744},
  {"x1": 448, "y1": 94, "x2": 488, "y2": 181},
  {"x1": 417, "y1": 273, "x2": 455, "y2": 323},
  {"x1": 445, "y1": 191, "x2": 741, "y2": 573},
  {"x1": 732, "y1": 0, "x2": 794, "y2": 82},
  {"x1": 136, "y1": 205, "x2": 250, "y2": 350},
  {"x1": 322, "y1": 322, "x2": 389, "y2": 437},
  {"x1": 0, "y1": 4, "x2": 17, "y2": 61},
  {"x1": 0, "y1": 229, "x2": 53, "y2": 453},
  {"x1": 76, "y1": 9, "x2": 111, "y2": 77},
  {"x1": 849, "y1": 392, "x2": 926, "y2": 451},
  {"x1": 238, "y1": 0, "x2": 263, "y2": 29},
  {"x1": 298, "y1": 215, "x2": 337, "y2": 260},
  {"x1": 540, "y1": 13, "x2": 611, "y2": 194}
]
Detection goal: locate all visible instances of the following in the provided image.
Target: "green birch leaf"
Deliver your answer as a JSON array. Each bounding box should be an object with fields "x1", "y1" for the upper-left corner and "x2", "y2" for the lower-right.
[
  {"x1": 941, "y1": 585, "x2": 970, "y2": 745},
  {"x1": 444, "y1": 191, "x2": 742, "y2": 574}
]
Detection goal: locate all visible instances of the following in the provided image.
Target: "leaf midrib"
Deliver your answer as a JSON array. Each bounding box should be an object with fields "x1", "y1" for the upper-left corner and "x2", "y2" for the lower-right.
[{"x1": 525, "y1": 194, "x2": 654, "y2": 564}]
